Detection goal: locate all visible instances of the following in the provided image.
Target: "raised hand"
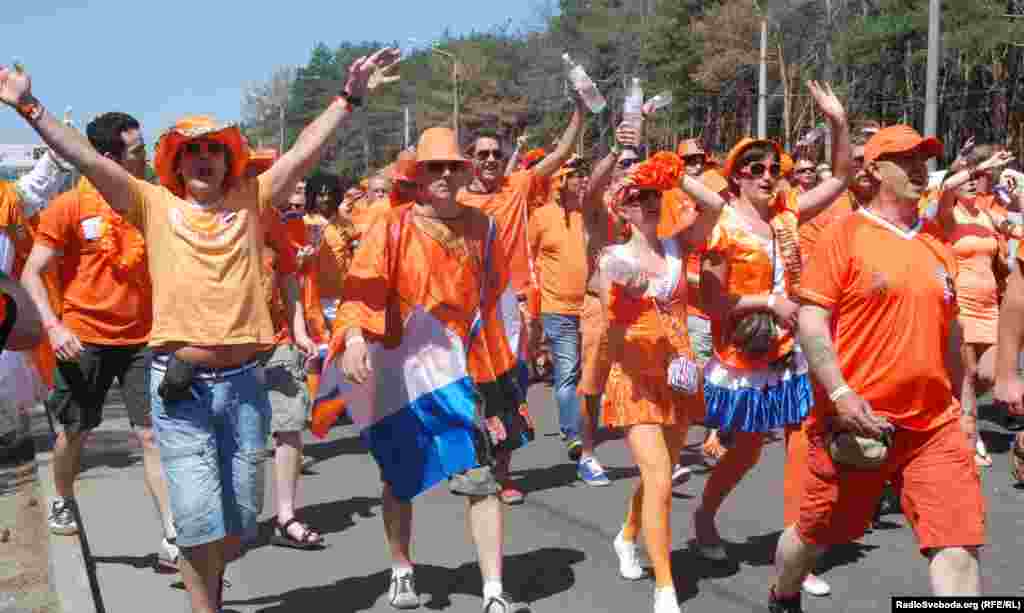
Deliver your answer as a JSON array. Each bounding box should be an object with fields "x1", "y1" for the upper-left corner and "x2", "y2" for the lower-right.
[
  {"x1": 616, "y1": 123, "x2": 640, "y2": 149},
  {"x1": 978, "y1": 150, "x2": 1015, "y2": 173},
  {"x1": 0, "y1": 62, "x2": 33, "y2": 107},
  {"x1": 367, "y1": 61, "x2": 401, "y2": 92},
  {"x1": 344, "y1": 48, "x2": 402, "y2": 101},
  {"x1": 807, "y1": 80, "x2": 846, "y2": 125}
]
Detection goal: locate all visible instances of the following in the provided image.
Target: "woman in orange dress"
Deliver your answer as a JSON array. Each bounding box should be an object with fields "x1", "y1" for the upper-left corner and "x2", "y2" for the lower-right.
[
  {"x1": 691, "y1": 82, "x2": 851, "y2": 599},
  {"x1": 597, "y1": 152, "x2": 726, "y2": 613},
  {"x1": 935, "y1": 145, "x2": 1021, "y2": 467}
]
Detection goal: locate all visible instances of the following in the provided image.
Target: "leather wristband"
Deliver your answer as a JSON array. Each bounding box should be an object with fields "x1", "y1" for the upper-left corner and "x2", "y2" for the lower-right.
[
  {"x1": 17, "y1": 99, "x2": 44, "y2": 122},
  {"x1": 337, "y1": 91, "x2": 363, "y2": 108}
]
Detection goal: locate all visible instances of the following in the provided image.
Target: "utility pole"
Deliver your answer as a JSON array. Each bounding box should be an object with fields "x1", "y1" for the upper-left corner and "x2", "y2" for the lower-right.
[
  {"x1": 279, "y1": 104, "x2": 286, "y2": 155},
  {"x1": 757, "y1": 16, "x2": 768, "y2": 138},
  {"x1": 924, "y1": 0, "x2": 940, "y2": 170},
  {"x1": 404, "y1": 106, "x2": 410, "y2": 149}
]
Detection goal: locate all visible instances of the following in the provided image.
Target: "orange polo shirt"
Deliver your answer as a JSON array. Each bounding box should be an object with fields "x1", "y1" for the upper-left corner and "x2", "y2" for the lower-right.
[
  {"x1": 528, "y1": 203, "x2": 587, "y2": 316},
  {"x1": 799, "y1": 209, "x2": 959, "y2": 432},
  {"x1": 797, "y1": 190, "x2": 856, "y2": 265},
  {"x1": 36, "y1": 179, "x2": 152, "y2": 345}
]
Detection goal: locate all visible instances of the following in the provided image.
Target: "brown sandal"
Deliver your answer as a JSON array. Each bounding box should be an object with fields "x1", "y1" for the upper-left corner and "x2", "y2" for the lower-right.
[{"x1": 271, "y1": 518, "x2": 325, "y2": 550}]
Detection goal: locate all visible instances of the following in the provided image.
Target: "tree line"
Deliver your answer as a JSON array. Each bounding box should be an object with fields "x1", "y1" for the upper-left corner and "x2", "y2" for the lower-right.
[{"x1": 241, "y1": 0, "x2": 1024, "y2": 182}]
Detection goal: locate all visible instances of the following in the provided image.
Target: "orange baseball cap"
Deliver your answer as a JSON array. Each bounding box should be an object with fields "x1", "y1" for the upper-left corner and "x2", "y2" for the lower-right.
[
  {"x1": 677, "y1": 139, "x2": 706, "y2": 159},
  {"x1": 864, "y1": 125, "x2": 942, "y2": 163},
  {"x1": 722, "y1": 137, "x2": 785, "y2": 178}
]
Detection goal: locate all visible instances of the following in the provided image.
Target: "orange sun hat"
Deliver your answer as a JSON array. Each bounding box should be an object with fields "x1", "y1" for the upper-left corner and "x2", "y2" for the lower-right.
[
  {"x1": 154, "y1": 115, "x2": 250, "y2": 197},
  {"x1": 722, "y1": 137, "x2": 785, "y2": 178}
]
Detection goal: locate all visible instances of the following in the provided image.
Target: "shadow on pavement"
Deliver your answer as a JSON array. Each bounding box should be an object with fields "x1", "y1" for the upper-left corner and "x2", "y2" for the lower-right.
[
  {"x1": 302, "y1": 434, "x2": 367, "y2": 463},
  {"x1": 223, "y1": 546, "x2": 584, "y2": 612},
  {"x1": 509, "y1": 463, "x2": 639, "y2": 494},
  {"x1": 248, "y1": 495, "x2": 382, "y2": 551}
]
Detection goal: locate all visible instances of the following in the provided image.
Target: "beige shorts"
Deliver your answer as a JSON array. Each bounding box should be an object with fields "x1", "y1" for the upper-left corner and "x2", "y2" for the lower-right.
[{"x1": 257, "y1": 344, "x2": 311, "y2": 433}]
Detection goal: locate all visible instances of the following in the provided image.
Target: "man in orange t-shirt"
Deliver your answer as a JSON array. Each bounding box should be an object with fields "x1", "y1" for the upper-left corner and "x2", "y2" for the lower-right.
[
  {"x1": 529, "y1": 158, "x2": 611, "y2": 486},
  {"x1": 770, "y1": 126, "x2": 984, "y2": 611},
  {"x1": 458, "y1": 96, "x2": 584, "y2": 504},
  {"x1": 19, "y1": 112, "x2": 180, "y2": 568}
]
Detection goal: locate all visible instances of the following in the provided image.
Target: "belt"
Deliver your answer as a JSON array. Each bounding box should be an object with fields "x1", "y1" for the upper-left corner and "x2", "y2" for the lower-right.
[{"x1": 151, "y1": 353, "x2": 258, "y2": 380}]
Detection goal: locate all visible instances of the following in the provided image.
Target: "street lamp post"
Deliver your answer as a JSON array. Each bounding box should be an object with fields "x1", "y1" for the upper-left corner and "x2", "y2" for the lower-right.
[{"x1": 431, "y1": 45, "x2": 460, "y2": 142}]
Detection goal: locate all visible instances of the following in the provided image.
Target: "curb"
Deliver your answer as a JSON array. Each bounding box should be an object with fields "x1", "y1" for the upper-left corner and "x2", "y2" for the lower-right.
[{"x1": 37, "y1": 448, "x2": 96, "y2": 613}]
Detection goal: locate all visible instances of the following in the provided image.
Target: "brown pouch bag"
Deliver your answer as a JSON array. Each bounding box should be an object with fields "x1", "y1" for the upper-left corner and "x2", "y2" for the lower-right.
[{"x1": 828, "y1": 431, "x2": 892, "y2": 470}]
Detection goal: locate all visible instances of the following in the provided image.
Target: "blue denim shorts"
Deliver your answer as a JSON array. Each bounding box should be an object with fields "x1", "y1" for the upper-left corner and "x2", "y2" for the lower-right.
[{"x1": 150, "y1": 355, "x2": 271, "y2": 548}]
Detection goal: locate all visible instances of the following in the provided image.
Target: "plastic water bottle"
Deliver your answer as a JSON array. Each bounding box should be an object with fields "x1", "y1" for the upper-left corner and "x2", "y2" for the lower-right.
[
  {"x1": 602, "y1": 251, "x2": 640, "y2": 285},
  {"x1": 563, "y1": 53, "x2": 607, "y2": 114},
  {"x1": 622, "y1": 78, "x2": 644, "y2": 149},
  {"x1": 642, "y1": 91, "x2": 673, "y2": 116}
]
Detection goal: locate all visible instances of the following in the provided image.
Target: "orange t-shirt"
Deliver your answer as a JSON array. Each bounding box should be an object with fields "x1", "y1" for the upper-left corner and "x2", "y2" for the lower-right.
[
  {"x1": 799, "y1": 209, "x2": 959, "y2": 432},
  {"x1": 317, "y1": 218, "x2": 357, "y2": 300},
  {"x1": 350, "y1": 197, "x2": 391, "y2": 237},
  {"x1": 528, "y1": 203, "x2": 587, "y2": 316},
  {"x1": 0, "y1": 182, "x2": 35, "y2": 274},
  {"x1": 458, "y1": 170, "x2": 544, "y2": 293},
  {"x1": 128, "y1": 174, "x2": 275, "y2": 349},
  {"x1": 261, "y1": 208, "x2": 301, "y2": 344},
  {"x1": 797, "y1": 190, "x2": 856, "y2": 265},
  {"x1": 36, "y1": 179, "x2": 152, "y2": 345}
]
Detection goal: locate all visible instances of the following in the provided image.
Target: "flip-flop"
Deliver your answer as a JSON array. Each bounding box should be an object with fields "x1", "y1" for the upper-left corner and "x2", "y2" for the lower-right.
[{"x1": 271, "y1": 518, "x2": 325, "y2": 550}]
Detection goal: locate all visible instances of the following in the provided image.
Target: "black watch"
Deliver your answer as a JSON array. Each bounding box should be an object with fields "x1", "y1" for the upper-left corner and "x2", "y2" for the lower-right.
[{"x1": 341, "y1": 91, "x2": 364, "y2": 108}]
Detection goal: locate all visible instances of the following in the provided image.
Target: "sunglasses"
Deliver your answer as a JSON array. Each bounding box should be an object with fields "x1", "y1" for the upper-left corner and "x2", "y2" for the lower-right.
[
  {"x1": 795, "y1": 167, "x2": 817, "y2": 175},
  {"x1": 741, "y1": 162, "x2": 782, "y2": 179},
  {"x1": 683, "y1": 155, "x2": 705, "y2": 165},
  {"x1": 617, "y1": 157, "x2": 639, "y2": 169},
  {"x1": 183, "y1": 141, "x2": 227, "y2": 156},
  {"x1": 475, "y1": 149, "x2": 505, "y2": 162},
  {"x1": 425, "y1": 161, "x2": 464, "y2": 174}
]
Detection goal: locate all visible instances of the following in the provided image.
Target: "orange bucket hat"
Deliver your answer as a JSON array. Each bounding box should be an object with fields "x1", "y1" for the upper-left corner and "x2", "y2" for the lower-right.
[
  {"x1": 864, "y1": 125, "x2": 942, "y2": 164},
  {"x1": 722, "y1": 137, "x2": 785, "y2": 178},
  {"x1": 415, "y1": 127, "x2": 471, "y2": 171},
  {"x1": 154, "y1": 115, "x2": 249, "y2": 197}
]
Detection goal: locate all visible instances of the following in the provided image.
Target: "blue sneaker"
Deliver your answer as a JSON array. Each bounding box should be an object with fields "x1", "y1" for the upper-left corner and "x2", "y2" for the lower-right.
[{"x1": 577, "y1": 456, "x2": 611, "y2": 486}]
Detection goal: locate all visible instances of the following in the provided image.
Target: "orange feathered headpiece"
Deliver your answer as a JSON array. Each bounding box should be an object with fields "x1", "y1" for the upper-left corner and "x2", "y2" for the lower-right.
[
  {"x1": 611, "y1": 152, "x2": 685, "y2": 210},
  {"x1": 519, "y1": 148, "x2": 547, "y2": 170}
]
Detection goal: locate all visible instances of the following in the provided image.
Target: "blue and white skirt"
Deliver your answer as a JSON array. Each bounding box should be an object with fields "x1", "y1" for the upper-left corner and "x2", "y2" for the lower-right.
[{"x1": 703, "y1": 346, "x2": 813, "y2": 433}]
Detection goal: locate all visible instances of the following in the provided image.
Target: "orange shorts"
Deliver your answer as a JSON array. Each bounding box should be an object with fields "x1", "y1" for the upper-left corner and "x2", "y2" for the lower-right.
[
  {"x1": 797, "y1": 417, "x2": 985, "y2": 553},
  {"x1": 578, "y1": 293, "x2": 610, "y2": 396}
]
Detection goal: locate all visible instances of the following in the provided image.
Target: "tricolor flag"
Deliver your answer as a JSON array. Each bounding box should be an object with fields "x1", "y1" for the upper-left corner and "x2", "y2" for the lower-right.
[{"x1": 313, "y1": 306, "x2": 485, "y2": 501}]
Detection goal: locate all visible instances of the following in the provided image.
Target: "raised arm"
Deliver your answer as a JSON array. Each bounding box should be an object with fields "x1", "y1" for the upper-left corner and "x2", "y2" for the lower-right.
[
  {"x1": 265, "y1": 48, "x2": 400, "y2": 205},
  {"x1": 676, "y1": 174, "x2": 727, "y2": 249},
  {"x1": 533, "y1": 95, "x2": 585, "y2": 179},
  {"x1": 0, "y1": 65, "x2": 136, "y2": 212},
  {"x1": 505, "y1": 134, "x2": 527, "y2": 177},
  {"x1": 795, "y1": 82, "x2": 851, "y2": 223},
  {"x1": 935, "y1": 150, "x2": 1016, "y2": 235},
  {"x1": 16, "y1": 150, "x2": 68, "y2": 219}
]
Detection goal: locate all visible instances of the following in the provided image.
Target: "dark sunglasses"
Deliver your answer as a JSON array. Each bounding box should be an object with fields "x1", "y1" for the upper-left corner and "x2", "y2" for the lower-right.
[
  {"x1": 183, "y1": 141, "x2": 227, "y2": 156},
  {"x1": 683, "y1": 155, "x2": 705, "y2": 165},
  {"x1": 617, "y1": 157, "x2": 639, "y2": 169},
  {"x1": 741, "y1": 162, "x2": 782, "y2": 179},
  {"x1": 475, "y1": 149, "x2": 505, "y2": 162},
  {"x1": 795, "y1": 167, "x2": 817, "y2": 175},
  {"x1": 425, "y1": 161, "x2": 464, "y2": 174}
]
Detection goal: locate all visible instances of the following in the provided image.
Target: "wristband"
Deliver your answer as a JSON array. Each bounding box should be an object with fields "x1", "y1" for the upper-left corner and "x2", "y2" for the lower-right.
[
  {"x1": 336, "y1": 92, "x2": 363, "y2": 109},
  {"x1": 17, "y1": 100, "x2": 44, "y2": 122},
  {"x1": 828, "y1": 384, "x2": 853, "y2": 402}
]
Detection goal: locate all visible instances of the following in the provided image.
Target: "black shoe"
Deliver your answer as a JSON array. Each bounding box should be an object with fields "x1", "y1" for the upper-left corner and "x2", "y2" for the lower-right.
[
  {"x1": 768, "y1": 588, "x2": 803, "y2": 612},
  {"x1": 1007, "y1": 414, "x2": 1024, "y2": 431},
  {"x1": 567, "y1": 439, "x2": 583, "y2": 463}
]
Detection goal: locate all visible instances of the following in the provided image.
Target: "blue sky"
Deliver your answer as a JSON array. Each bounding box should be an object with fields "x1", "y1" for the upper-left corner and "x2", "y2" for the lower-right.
[{"x1": 1, "y1": 0, "x2": 547, "y2": 144}]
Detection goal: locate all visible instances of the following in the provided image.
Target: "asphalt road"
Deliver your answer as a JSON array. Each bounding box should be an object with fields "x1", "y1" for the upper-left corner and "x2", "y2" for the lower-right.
[{"x1": 40, "y1": 383, "x2": 1024, "y2": 613}]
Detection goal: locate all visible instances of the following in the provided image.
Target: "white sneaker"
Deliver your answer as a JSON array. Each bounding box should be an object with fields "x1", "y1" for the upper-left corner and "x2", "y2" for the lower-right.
[
  {"x1": 802, "y1": 573, "x2": 831, "y2": 597},
  {"x1": 613, "y1": 530, "x2": 645, "y2": 580},
  {"x1": 389, "y1": 571, "x2": 420, "y2": 609},
  {"x1": 653, "y1": 586, "x2": 682, "y2": 613}
]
